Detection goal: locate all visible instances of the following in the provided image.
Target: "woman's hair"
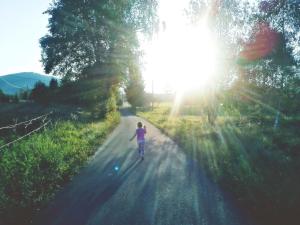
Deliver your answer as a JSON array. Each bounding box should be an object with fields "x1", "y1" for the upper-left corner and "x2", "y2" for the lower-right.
[{"x1": 137, "y1": 122, "x2": 143, "y2": 128}]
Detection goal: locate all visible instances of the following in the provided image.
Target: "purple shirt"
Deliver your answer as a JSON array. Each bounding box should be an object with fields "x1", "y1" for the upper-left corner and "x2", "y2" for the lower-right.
[{"x1": 136, "y1": 128, "x2": 146, "y2": 141}]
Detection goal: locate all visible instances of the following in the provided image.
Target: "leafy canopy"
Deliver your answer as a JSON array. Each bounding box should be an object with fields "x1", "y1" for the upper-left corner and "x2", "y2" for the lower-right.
[{"x1": 40, "y1": 0, "x2": 158, "y2": 80}]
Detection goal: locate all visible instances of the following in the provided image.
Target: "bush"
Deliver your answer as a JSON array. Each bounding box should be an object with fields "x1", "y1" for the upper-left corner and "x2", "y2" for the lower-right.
[
  {"x1": 137, "y1": 105, "x2": 300, "y2": 225},
  {"x1": 0, "y1": 113, "x2": 120, "y2": 225}
]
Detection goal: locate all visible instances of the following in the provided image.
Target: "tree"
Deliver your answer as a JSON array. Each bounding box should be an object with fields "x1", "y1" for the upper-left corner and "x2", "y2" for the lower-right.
[
  {"x1": 30, "y1": 82, "x2": 49, "y2": 105},
  {"x1": 40, "y1": 0, "x2": 157, "y2": 112},
  {"x1": 49, "y1": 78, "x2": 58, "y2": 90},
  {"x1": 125, "y1": 62, "x2": 146, "y2": 108},
  {"x1": 181, "y1": 0, "x2": 300, "y2": 129},
  {"x1": 0, "y1": 89, "x2": 9, "y2": 103},
  {"x1": 40, "y1": 0, "x2": 158, "y2": 81},
  {"x1": 19, "y1": 89, "x2": 30, "y2": 100},
  {"x1": 189, "y1": 0, "x2": 300, "y2": 88}
]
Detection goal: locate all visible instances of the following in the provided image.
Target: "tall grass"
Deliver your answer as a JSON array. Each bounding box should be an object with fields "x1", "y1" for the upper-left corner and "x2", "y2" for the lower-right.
[
  {"x1": 0, "y1": 111, "x2": 120, "y2": 225},
  {"x1": 138, "y1": 105, "x2": 300, "y2": 225}
]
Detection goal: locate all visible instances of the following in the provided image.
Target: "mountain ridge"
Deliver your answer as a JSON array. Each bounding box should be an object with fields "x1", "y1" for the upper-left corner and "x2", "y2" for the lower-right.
[{"x1": 0, "y1": 72, "x2": 55, "y2": 95}]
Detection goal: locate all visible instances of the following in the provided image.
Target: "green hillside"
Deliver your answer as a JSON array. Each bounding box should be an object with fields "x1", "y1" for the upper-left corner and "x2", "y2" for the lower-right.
[{"x1": 0, "y1": 72, "x2": 55, "y2": 95}]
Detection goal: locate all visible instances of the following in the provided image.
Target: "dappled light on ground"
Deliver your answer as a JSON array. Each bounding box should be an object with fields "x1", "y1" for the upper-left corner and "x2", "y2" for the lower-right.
[
  {"x1": 138, "y1": 99, "x2": 300, "y2": 225},
  {"x1": 34, "y1": 110, "x2": 252, "y2": 225}
]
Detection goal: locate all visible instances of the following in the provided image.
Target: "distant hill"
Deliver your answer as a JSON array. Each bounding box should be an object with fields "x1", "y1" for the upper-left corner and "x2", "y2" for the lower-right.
[{"x1": 0, "y1": 72, "x2": 56, "y2": 95}]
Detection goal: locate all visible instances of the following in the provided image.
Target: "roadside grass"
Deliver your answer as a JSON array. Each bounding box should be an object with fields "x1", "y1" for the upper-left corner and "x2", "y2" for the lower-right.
[
  {"x1": 0, "y1": 104, "x2": 120, "y2": 225},
  {"x1": 137, "y1": 104, "x2": 300, "y2": 225}
]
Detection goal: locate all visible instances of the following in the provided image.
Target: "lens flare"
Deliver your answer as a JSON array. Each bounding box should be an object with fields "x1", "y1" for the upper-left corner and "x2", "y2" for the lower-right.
[{"x1": 114, "y1": 165, "x2": 120, "y2": 171}]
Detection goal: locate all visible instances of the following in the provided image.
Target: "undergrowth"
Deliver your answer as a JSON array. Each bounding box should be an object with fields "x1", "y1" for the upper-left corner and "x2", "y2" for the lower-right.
[
  {"x1": 138, "y1": 105, "x2": 300, "y2": 225},
  {"x1": 0, "y1": 111, "x2": 120, "y2": 225}
]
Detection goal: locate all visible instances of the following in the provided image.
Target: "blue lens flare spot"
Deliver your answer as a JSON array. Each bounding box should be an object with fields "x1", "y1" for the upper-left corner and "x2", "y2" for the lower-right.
[{"x1": 114, "y1": 166, "x2": 119, "y2": 171}]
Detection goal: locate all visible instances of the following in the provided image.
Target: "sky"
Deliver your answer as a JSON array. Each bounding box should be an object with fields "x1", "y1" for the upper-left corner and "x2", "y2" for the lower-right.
[{"x1": 0, "y1": 0, "x2": 52, "y2": 76}]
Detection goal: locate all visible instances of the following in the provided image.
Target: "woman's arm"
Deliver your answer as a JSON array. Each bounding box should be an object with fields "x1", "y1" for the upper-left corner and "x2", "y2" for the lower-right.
[{"x1": 144, "y1": 125, "x2": 147, "y2": 134}]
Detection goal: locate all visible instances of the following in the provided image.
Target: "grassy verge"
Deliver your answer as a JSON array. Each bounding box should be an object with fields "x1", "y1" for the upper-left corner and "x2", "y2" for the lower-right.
[
  {"x1": 138, "y1": 105, "x2": 300, "y2": 225},
  {"x1": 0, "y1": 109, "x2": 120, "y2": 225}
]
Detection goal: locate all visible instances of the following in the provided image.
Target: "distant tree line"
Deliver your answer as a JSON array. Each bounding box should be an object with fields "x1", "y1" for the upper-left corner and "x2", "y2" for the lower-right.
[
  {"x1": 0, "y1": 79, "x2": 57, "y2": 103},
  {"x1": 0, "y1": 89, "x2": 10, "y2": 103},
  {"x1": 0, "y1": 89, "x2": 29, "y2": 103}
]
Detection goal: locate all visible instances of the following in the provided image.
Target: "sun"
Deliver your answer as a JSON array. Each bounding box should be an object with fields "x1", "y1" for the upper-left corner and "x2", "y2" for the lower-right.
[
  {"x1": 173, "y1": 25, "x2": 218, "y2": 91},
  {"x1": 143, "y1": 21, "x2": 218, "y2": 93}
]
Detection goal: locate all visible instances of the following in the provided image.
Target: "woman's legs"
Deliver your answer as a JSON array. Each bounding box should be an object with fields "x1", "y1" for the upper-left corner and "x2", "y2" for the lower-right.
[{"x1": 138, "y1": 140, "x2": 145, "y2": 158}]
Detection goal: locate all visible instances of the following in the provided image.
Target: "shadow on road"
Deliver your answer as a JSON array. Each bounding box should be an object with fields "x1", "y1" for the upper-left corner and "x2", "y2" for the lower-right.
[
  {"x1": 89, "y1": 159, "x2": 142, "y2": 211},
  {"x1": 34, "y1": 114, "x2": 254, "y2": 225},
  {"x1": 119, "y1": 107, "x2": 133, "y2": 117}
]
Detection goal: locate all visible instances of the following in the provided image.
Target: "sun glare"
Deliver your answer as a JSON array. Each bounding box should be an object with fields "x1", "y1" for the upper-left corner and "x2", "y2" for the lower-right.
[
  {"x1": 143, "y1": 17, "x2": 218, "y2": 93},
  {"x1": 174, "y1": 25, "x2": 217, "y2": 91}
]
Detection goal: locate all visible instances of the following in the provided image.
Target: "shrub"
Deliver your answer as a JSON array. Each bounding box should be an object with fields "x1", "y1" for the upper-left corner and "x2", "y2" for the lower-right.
[{"x1": 0, "y1": 113, "x2": 120, "y2": 225}]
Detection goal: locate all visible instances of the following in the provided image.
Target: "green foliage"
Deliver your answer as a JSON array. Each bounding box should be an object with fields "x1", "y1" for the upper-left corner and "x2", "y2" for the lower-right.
[
  {"x1": 51, "y1": 78, "x2": 114, "y2": 117},
  {"x1": 0, "y1": 115, "x2": 120, "y2": 225},
  {"x1": 49, "y1": 78, "x2": 58, "y2": 90},
  {"x1": 189, "y1": 0, "x2": 300, "y2": 95},
  {"x1": 116, "y1": 90, "x2": 124, "y2": 106},
  {"x1": 138, "y1": 104, "x2": 300, "y2": 225},
  {"x1": 106, "y1": 90, "x2": 117, "y2": 114},
  {"x1": 39, "y1": 0, "x2": 157, "y2": 112},
  {"x1": 105, "y1": 87, "x2": 121, "y2": 125},
  {"x1": 125, "y1": 62, "x2": 146, "y2": 108},
  {"x1": 40, "y1": 0, "x2": 157, "y2": 79},
  {"x1": 28, "y1": 77, "x2": 116, "y2": 114},
  {"x1": 30, "y1": 82, "x2": 49, "y2": 105}
]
